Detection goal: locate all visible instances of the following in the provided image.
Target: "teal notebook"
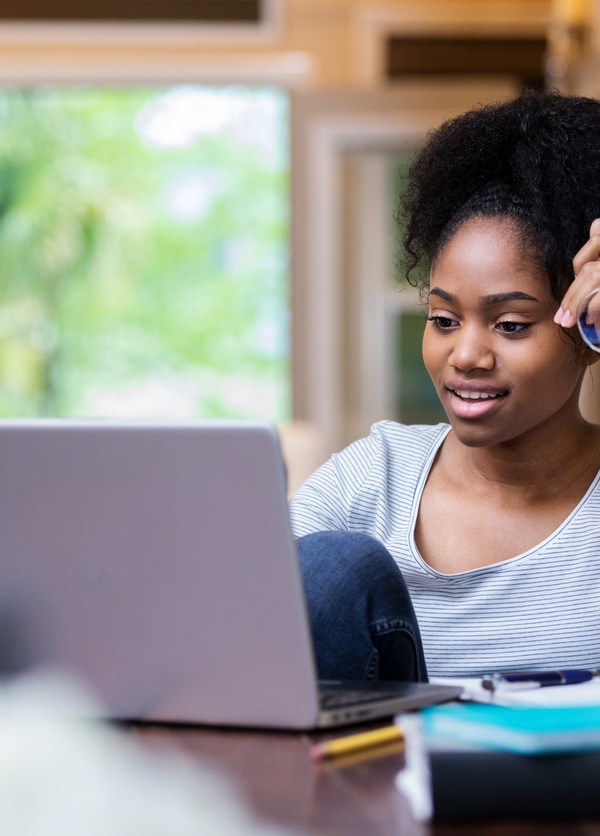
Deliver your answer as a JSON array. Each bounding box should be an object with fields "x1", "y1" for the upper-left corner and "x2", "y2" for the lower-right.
[{"x1": 420, "y1": 703, "x2": 600, "y2": 755}]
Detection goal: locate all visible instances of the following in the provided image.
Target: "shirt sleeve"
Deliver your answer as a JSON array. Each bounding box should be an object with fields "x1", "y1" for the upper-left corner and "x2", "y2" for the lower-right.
[{"x1": 288, "y1": 426, "x2": 382, "y2": 537}]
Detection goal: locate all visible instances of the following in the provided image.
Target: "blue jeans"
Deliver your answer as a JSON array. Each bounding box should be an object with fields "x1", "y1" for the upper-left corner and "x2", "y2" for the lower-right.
[{"x1": 297, "y1": 530, "x2": 428, "y2": 682}]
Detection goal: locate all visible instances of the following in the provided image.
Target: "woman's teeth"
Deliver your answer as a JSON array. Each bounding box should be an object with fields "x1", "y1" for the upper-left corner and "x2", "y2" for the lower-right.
[{"x1": 452, "y1": 389, "x2": 504, "y2": 400}]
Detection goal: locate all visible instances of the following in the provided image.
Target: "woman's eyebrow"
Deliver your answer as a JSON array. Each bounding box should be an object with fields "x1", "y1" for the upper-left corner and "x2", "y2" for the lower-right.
[
  {"x1": 428, "y1": 287, "x2": 539, "y2": 304},
  {"x1": 481, "y1": 291, "x2": 540, "y2": 304},
  {"x1": 428, "y1": 287, "x2": 455, "y2": 302}
]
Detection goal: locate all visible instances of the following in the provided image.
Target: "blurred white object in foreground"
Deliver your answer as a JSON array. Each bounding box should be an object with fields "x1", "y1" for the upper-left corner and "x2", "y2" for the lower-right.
[{"x1": 0, "y1": 672, "x2": 289, "y2": 836}]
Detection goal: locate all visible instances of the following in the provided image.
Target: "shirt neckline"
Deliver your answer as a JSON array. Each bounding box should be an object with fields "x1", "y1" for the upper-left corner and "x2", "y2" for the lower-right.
[{"x1": 407, "y1": 425, "x2": 600, "y2": 578}]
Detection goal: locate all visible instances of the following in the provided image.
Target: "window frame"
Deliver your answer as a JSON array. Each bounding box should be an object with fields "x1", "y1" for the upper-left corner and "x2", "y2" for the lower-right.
[
  {"x1": 291, "y1": 79, "x2": 519, "y2": 455},
  {"x1": 0, "y1": 0, "x2": 283, "y2": 45}
]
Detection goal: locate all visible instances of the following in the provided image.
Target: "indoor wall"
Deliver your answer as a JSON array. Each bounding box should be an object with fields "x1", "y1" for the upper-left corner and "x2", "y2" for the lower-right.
[{"x1": 0, "y1": 0, "x2": 560, "y2": 88}]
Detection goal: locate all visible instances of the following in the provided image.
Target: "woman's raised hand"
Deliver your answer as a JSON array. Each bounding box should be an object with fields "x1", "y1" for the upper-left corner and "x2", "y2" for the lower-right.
[{"x1": 555, "y1": 218, "x2": 600, "y2": 334}]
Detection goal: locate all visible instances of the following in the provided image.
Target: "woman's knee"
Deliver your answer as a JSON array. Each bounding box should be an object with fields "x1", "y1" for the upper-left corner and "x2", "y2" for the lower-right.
[
  {"x1": 295, "y1": 530, "x2": 426, "y2": 681},
  {"x1": 297, "y1": 530, "x2": 397, "y2": 583},
  {"x1": 296, "y1": 530, "x2": 406, "y2": 620}
]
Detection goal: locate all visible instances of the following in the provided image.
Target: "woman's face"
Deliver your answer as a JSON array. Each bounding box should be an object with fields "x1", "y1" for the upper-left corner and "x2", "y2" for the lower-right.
[{"x1": 423, "y1": 216, "x2": 588, "y2": 448}]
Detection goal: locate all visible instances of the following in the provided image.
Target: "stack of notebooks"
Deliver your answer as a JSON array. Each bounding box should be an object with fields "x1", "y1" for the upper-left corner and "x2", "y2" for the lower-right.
[{"x1": 396, "y1": 701, "x2": 600, "y2": 821}]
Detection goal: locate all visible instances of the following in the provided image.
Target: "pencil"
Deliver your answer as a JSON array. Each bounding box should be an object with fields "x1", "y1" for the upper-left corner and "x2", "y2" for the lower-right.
[{"x1": 310, "y1": 724, "x2": 404, "y2": 761}]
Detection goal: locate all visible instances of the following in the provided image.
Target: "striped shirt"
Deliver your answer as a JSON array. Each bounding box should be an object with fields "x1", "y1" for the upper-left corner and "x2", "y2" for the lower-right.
[{"x1": 289, "y1": 421, "x2": 600, "y2": 677}]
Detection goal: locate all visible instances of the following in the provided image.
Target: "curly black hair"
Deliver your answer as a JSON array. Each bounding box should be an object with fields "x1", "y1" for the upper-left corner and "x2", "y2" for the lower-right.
[{"x1": 398, "y1": 89, "x2": 600, "y2": 302}]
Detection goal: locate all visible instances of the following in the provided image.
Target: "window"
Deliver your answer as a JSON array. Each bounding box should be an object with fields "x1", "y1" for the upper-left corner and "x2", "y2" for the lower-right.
[{"x1": 0, "y1": 85, "x2": 290, "y2": 420}]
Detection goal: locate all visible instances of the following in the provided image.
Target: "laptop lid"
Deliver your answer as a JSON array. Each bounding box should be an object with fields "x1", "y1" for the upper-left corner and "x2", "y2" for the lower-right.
[
  {"x1": 1, "y1": 419, "x2": 325, "y2": 728},
  {"x1": 0, "y1": 419, "x2": 461, "y2": 729}
]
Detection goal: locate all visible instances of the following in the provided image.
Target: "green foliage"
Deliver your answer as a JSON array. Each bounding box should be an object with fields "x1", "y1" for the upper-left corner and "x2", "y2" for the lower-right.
[{"x1": 0, "y1": 86, "x2": 290, "y2": 419}]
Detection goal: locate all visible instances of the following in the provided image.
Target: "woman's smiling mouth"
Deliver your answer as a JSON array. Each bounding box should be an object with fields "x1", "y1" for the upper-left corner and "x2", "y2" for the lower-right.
[
  {"x1": 445, "y1": 385, "x2": 508, "y2": 419},
  {"x1": 449, "y1": 387, "x2": 508, "y2": 401}
]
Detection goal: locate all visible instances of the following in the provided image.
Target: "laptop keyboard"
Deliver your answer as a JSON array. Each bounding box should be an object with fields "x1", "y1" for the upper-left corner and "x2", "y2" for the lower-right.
[{"x1": 320, "y1": 687, "x2": 402, "y2": 709}]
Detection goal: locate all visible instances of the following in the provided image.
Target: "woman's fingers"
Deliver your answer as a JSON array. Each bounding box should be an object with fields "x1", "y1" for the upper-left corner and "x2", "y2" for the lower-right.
[{"x1": 555, "y1": 219, "x2": 600, "y2": 328}]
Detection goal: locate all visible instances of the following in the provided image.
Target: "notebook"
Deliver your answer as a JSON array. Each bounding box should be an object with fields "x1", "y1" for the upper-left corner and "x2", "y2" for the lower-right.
[
  {"x1": 396, "y1": 714, "x2": 600, "y2": 822},
  {"x1": 419, "y1": 703, "x2": 600, "y2": 754},
  {"x1": 0, "y1": 419, "x2": 461, "y2": 729}
]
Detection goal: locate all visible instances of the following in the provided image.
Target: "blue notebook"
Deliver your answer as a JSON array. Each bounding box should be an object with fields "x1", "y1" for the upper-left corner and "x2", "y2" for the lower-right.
[{"x1": 420, "y1": 703, "x2": 600, "y2": 754}]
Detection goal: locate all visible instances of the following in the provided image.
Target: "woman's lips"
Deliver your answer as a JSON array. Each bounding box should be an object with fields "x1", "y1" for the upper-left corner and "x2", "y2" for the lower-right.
[{"x1": 445, "y1": 385, "x2": 508, "y2": 419}]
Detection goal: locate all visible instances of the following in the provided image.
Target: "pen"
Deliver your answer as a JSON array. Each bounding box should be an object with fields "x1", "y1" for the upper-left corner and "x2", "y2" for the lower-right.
[
  {"x1": 482, "y1": 668, "x2": 600, "y2": 692},
  {"x1": 310, "y1": 724, "x2": 404, "y2": 761}
]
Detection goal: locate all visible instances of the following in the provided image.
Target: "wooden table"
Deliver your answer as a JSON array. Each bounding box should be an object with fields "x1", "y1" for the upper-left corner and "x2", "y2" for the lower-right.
[{"x1": 130, "y1": 722, "x2": 600, "y2": 835}]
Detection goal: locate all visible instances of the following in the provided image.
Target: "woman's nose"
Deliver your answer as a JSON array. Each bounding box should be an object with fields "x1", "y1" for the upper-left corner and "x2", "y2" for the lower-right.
[{"x1": 448, "y1": 325, "x2": 495, "y2": 371}]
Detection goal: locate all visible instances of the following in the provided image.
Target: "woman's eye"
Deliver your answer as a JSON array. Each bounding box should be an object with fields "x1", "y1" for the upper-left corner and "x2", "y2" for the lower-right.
[
  {"x1": 496, "y1": 320, "x2": 531, "y2": 335},
  {"x1": 427, "y1": 315, "x2": 457, "y2": 330}
]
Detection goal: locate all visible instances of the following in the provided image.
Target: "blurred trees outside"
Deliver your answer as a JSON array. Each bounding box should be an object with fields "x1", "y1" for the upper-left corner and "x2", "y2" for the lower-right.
[{"x1": 0, "y1": 85, "x2": 290, "y2": 420}]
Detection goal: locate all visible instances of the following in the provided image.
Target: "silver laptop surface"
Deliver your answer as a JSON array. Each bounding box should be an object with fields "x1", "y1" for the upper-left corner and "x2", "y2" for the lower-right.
[{"x1": 0, "y1": 420, "x2": 460, "y2": 728}]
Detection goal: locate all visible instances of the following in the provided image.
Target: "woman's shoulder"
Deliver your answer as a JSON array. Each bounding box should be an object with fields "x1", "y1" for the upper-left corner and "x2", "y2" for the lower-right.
[
  {"x1": 367, "y1": 420, "x2": 450, "y2": 453},
  {"x1": 337, "y1": 421, "x2": 451, "y2": 486},
  {"x1": 303, "y1": 421, "x2": 451, "y2": 489}
]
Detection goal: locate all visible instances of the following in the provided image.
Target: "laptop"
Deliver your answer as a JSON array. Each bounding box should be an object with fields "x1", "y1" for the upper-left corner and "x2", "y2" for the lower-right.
[{"x1": 0, "y1": 419, "x2": 461, "y2": 728}]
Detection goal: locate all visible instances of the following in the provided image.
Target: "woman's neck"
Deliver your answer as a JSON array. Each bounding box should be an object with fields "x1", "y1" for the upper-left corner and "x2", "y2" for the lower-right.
[{"x1": 446, "y1": 414, "x2": 600, "y2": 503}]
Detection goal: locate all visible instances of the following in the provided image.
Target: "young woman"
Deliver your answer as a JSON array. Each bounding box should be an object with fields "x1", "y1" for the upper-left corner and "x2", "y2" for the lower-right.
[{"x1": 289, "y1": 89, "x2": 600, "y2": 682}]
